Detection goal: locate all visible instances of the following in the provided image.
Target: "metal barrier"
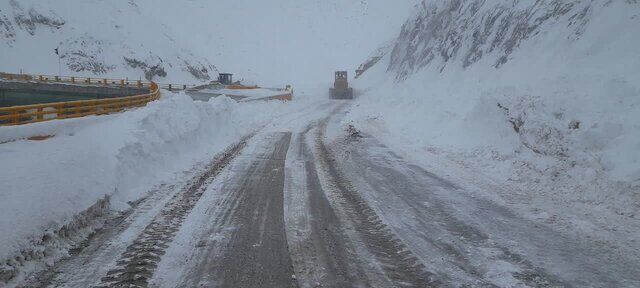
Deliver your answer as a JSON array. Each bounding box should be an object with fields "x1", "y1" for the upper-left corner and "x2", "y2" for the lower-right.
[
  {"x1": 0, "y1": 72, "x2": 293, "y2": 125},
  {"x1": 0, "y1": 72, "x2": 196, "y2": 91},
  {"x1": 0, "y1": 82, "x2": 160, "y2": 126}
]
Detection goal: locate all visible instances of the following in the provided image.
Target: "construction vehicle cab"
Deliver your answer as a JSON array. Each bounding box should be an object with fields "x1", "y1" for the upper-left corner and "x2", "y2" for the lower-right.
[
  {"x1": 330, "y1": 71, "x2": 353, "y2": 99},
  {"x1": 218, "y1": 73, "x2": 233, "y2": 85}
]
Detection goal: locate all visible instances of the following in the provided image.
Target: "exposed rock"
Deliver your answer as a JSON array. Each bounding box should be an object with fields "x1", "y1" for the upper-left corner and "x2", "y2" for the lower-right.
[
  {"x1": 0, "y1": 11, "x2": 15, "y2": 42},
  {"x1": 346, "y1": 124, "x2": 363, "y2": 139},
  {"x1": 569, "y1": 120, "x2": 580, "y2": 130},
  {"x1": 144, "y1": 65, "x2": 167, "y2": 81},
  {"x1": 124, "y1": 56, "x2": 167, "y2": 81},
  {"x1": 388, "y1": 0, "x2": 597, "y2": 80},
  {"x1": 178, "y1": 54, "x2": 218, "y2": 81},
  {"x1": 498, "y1": 97, "x2": 569, "y2": 158},
  {"x1": 61, "y1": 35, "x2": 114, "y2": 74},
  {"x1": 10, "y1": 0, "x2": 64, "y2": 36},
  {"x1": 184, "y1": 63, "x2": 212, "y2": 81}
]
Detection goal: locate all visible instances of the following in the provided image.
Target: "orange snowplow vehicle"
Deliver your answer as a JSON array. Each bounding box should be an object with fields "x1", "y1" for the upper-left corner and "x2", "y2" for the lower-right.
[{"x1": 330, "y1": 71, "x2": 353, "y2": 99}]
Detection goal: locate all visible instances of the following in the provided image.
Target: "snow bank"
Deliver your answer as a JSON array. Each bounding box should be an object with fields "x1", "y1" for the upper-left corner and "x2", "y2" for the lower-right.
[
  {"x1": 0, "y1": 91, "x2": 290, "y2": 269},
  {"x1": 199, "y1": 88, "x2": 288, "y2": 100},
  {"x1": 346, "y1": 1, "x2": 640, "y2": 234}
]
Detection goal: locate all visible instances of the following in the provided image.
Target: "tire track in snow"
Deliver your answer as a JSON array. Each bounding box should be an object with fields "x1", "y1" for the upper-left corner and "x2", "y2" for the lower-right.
[
  {"x1": 284, "y1": 128, "x2": 372, "y2": 287},
  {"x1": 342, "y1": 138, "x2": 572, "y2": 287},
  {"x1": 96, "y1": 136, "x2": 250, "y2": 288},
  {"x1": 314, "y1": 119, "x2": 440, "y2": 287},
  {"x1": 23, "y1": 180, "x2": 184, "y2": 287},
  {"x1": 172, "y1": 132, "x2": 298, "y2": 287}
]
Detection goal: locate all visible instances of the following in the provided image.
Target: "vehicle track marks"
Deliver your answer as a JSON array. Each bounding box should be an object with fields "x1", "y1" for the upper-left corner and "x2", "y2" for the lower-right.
[
  {"x1": 96, "y1": 136, "x2": 250, "y2": 288},
  {"x1": 314, "y1": 120, "x2": 440, "y2": 287}
]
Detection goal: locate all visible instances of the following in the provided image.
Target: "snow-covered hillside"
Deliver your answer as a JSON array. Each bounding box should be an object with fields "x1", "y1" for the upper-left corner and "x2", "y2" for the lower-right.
[
  {"x1": 0, "y1": 0, "x2": 219, "y2": 82},
  {"x1": 348, "y1": 0, "x2": 640, "y2": 240}
]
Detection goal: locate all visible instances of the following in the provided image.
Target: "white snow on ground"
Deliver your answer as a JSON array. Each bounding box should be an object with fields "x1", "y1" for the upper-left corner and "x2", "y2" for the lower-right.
[
  {"x1": 345, "y1": 0, "x2": 640, "y2": 257},
  {"x1": 0, "y1": 90, "x2": 317, "y2": 281},
  {"x1": 150, "y1": 87, "x2": 336, "y2": 287},
  {"x1": 199, "y1": 88, "x2": 288, "y2": 100}
]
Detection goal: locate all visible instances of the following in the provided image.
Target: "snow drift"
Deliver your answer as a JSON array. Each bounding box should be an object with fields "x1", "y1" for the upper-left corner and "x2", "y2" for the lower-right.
[
  {"x1": 0, "y1": 91, "x2": 295, "y2": 283},
  {"x1": 347, "y1": 0, "x2": 640, "y2": 232}
]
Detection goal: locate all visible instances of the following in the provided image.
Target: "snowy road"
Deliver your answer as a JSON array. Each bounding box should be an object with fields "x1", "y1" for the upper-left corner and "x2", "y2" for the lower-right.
[
  {"x1": 174, "y1": 132, "x2": 297, "y2": 287},
  {"x1": 21, "y1": 100, "x2": 640, "y2": 288},
  {"x1": 327, "y1": 130, "x2": 640, "y2": 287}
]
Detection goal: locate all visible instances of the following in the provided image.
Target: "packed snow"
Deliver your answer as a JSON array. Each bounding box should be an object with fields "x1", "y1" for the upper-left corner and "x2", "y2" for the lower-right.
[
  {"x1": 1, "y1": 0, "x2": 638, "y2": 286},
  {"x1": 197, "y1": 88, "x2": 289, "y2": 100},
  {"x1": 0, "y1": 90, "x2": 323, "y2": 282},
  {"x1": 346, "y1": 0, "x2": 640, "y2": 256}
]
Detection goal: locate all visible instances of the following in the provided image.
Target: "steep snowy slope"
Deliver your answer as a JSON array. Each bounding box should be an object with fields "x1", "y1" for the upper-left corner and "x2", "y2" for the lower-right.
[
  {"x1": 0, "y1": 0, "x2": 218, "y2": 82},
  {"x1": 348, "y1": 0, "x2": 640, "y2": 238}
]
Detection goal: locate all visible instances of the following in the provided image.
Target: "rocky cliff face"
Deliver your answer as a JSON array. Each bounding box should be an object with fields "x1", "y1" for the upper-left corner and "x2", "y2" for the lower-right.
[
  {"x1": 386, "y1": 0, "x2": 626, "y2": 80},
  {"x1": 1, "y1": 0, "x2": 64, "y2": 44}
]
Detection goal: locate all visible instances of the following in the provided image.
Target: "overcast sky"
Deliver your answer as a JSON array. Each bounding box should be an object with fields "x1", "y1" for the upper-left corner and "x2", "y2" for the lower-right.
[{"x1": 148, "y1": 0, "x2": 419, "y2": 85}]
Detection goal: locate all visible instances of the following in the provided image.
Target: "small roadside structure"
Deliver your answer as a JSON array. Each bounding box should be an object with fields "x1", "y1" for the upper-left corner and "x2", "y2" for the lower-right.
[{"x1": 218, "y1": 73, "x2": 233, "y2": 85}]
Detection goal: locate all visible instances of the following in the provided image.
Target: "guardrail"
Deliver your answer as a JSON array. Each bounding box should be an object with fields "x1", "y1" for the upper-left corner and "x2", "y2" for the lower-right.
[
  {"x1": 0, "y1": 72, "x2": 197, "y2": 91},
  {"x1": 0, "y1": 82, "x2": 160, "y2": 126}
]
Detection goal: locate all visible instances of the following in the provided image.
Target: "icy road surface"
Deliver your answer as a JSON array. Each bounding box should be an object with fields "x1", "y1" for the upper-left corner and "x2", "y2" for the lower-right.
[{"x1": 22, "y1": 101, "x2": 640, "y2": 288}]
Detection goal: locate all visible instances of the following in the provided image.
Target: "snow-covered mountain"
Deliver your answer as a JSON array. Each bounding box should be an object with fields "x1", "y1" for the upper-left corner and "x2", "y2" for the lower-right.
[
  {"x1": 349, "y1": 0, "x2": 640, "y2": 233},
  {"x1": 0, "y1": 0, "x2": 220, "y2": 82},
  {"x1": 0, "y1": 0, "x2": 218, "y2": 82},
  {"x1": 388, "y1": 0, "x2": 604, "y2": 79}
]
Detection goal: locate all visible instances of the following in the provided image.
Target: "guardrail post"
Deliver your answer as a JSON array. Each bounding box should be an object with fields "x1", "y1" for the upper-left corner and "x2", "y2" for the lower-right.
[
  {"x1": 150, "y1": 82, "x2": 158, "y2": 94},
  {"x1": 86, "y1": 78, "x2": 91, "y2": 84},
  {"x1": 55, "y1": 76, "x2": 60, "y2": 81},
  {"x1": 137, "y1": 80, "x2": 142, "y2": 88},
  {"x1": 37, "y1": 107, "x2": 43, "y2": 120},
  {"x1": 103, "y1": 79, "x2": 108, "y2": 85},
  {"x1": 183, "y1": 85, "x2": 187, "y2": 90},
  {"x1": 120, "y1": 79, "x2": 125, "y2": 86},
  {"x1": 39, "y1": 75, "x2": 44, "y2": 81},
  {"x1": 168, "y1": 84, "x2": 172, "y2": 91},
  {"x1": 71, "y1": 77, "x2": 75, "y2": 83}
]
